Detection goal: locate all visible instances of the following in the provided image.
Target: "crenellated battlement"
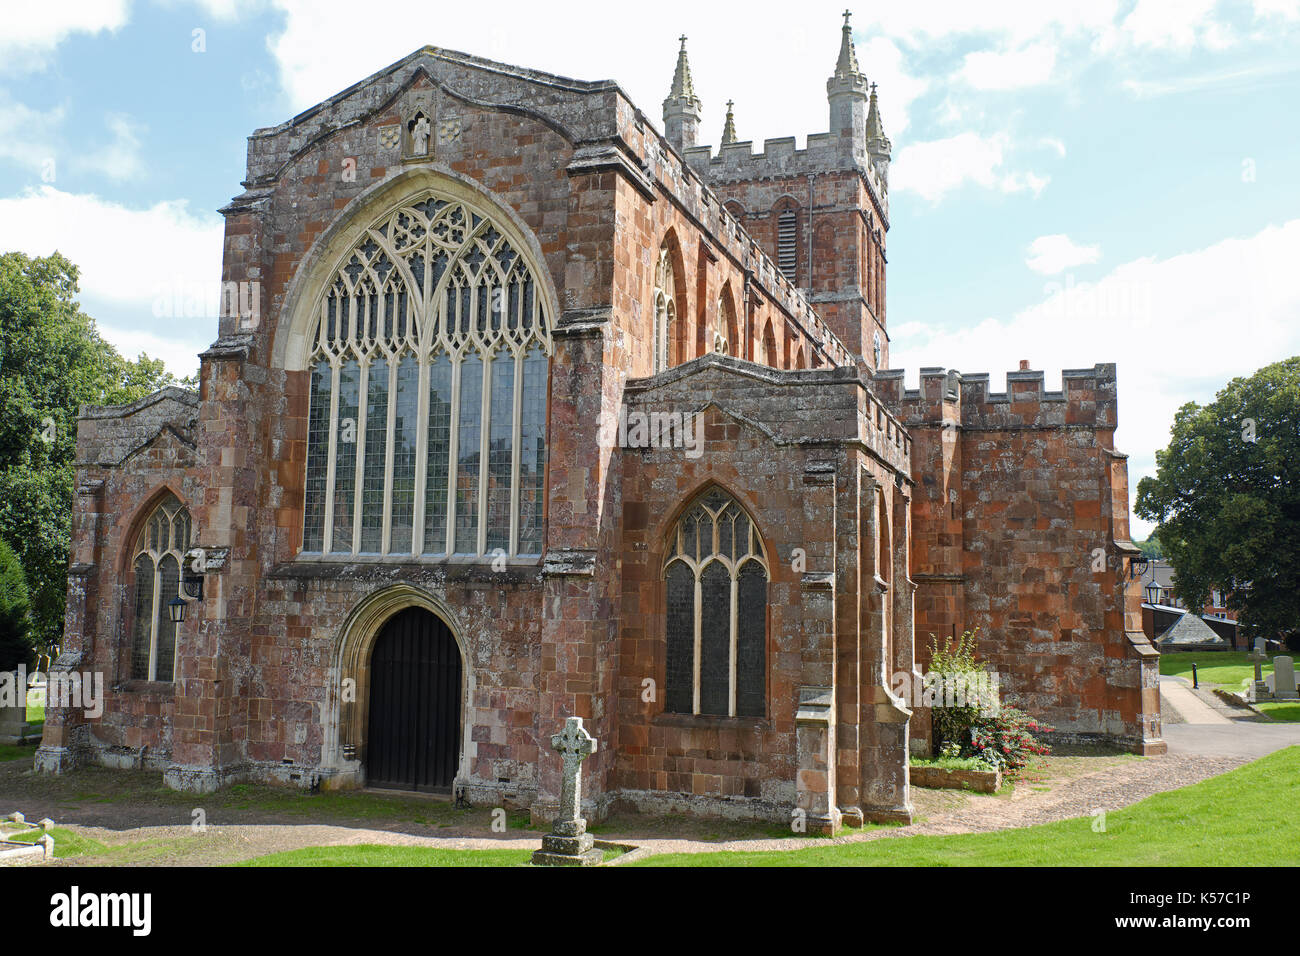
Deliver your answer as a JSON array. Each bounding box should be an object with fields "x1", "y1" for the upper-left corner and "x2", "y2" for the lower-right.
[
  {"x1": 684, "y1": 134, "x2": 888, "y2": 221},
  {"x1": 872, "y1": 364, "x2": 1118, "y2": 431},
  {"x1": 627, "y1": 113, "x2": 856, "y2": 369}
]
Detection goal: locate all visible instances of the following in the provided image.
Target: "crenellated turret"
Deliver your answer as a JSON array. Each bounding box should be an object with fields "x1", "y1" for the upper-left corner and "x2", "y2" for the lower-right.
[{"x1": 663, "y1": 35, "x2": 703, "y2": 152}]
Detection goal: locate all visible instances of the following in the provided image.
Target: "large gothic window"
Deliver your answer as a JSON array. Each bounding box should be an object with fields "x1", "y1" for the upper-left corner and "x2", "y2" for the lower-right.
[
  {"x1": 129, "y1": 493, "x2": 191, "y2": 682},
  {"x1": 652, "y1": 243, "x2": 676, "y2": 374},
  {"x1": 664, "y1": 488, "x2": 768, "y2": 717},
  {"x1": 302, "y1": 190, "x2": 553, "y2": 558}
]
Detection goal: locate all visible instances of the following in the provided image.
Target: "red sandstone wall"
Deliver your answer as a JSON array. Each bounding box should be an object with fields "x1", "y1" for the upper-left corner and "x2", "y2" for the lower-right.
[{"x1": 877, "y1": 365, "x2": 1162, "y2": 751}]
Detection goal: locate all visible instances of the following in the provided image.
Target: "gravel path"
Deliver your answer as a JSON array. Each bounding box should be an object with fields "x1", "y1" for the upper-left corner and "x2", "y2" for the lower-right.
[
  {"x1": 22, "y1": 748, "x2": 1250, "y2": 865},
  {"x1": 8, "y1": 714, "x2": 1296, "y2": 865}
]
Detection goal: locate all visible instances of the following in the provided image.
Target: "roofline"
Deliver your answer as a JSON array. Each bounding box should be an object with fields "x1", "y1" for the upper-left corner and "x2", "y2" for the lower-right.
[{"x1": 250, "y1": 45, "x2": 629, "y2": 139}]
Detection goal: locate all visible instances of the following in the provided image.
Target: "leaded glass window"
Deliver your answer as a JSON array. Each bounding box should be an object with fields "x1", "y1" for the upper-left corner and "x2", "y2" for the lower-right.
[
  {"x1": 663, "y1": 488, "x2": 768, "y2": 717},
  {"x1": 302, "y1": 189, "x2": 553, "y2": 558},
  {"x1": 128, "y1": 493, "x2": 191, "y2": 682}
]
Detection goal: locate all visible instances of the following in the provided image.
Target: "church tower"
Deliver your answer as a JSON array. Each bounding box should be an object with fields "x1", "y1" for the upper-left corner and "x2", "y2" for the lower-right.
[
  {"x1": 663, "y1": 36, "x2": 703, "y2": 152},
  {"x1": 682, "y1": 13, "x2": 893, "y2": 373}
]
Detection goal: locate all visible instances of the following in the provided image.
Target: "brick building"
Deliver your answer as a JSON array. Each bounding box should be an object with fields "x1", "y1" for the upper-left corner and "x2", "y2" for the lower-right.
[{"x1": 37, "y1": 15, "x2": 1164, "y2": 834}]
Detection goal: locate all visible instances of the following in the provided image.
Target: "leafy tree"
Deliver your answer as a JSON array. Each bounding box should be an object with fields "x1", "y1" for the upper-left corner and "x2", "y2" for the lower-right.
[
  {"x1": 0, "y1": 251, "x2": 191, "y2": 653},
  {"x1": 1135, "y1": 534, "x2": 1163, "y2": 560},
  {"x1": 0, "y1": 537, "x2": 34, "y2": 672},
  {"x1": 1136, "y1": 357, "x2": 1300, "y2": 641}
]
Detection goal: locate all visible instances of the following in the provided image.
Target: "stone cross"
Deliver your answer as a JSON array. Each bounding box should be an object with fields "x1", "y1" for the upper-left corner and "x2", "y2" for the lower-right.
[
  {"x1": 552, "y1": 716, "x2": 597, "y2": 831},
  {"x1": 531, "y1": 716, "x2": 602, "y2": 866},
  {"x1": 1249, "y1": 638, "x2": 1271, "y2": 699}
]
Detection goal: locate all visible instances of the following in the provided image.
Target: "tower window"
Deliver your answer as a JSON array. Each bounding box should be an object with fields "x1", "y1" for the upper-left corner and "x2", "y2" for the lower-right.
[{"x1": 777, "y1": 210, "x2": 798, "y2": 280}]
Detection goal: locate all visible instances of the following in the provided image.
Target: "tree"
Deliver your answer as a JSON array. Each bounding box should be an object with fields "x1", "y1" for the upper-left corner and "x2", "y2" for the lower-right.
[
  {"x1": 0, "y1": 537, "x2": 34, "y2": 672},
  {"x1": 0, "y1": 251, "x2": 192, "y2": 653},
  {"x1": 1136, "y1": 357, "x2": 1300, "y2": 641},
  {"x1": 1135, "y1": 533, "x2": 1163, "y2": 560}
]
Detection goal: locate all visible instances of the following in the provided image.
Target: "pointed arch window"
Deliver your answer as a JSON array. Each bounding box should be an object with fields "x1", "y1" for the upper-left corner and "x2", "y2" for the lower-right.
[
  {"x1": 664, "y1": 488, "x2": 768, "y2": 717},
  {"x1": 302, "y1": 189, "x2": 553, "y2": 559},
  {"x1": 129, "y1": 493, "x2": 191, "y2": 682},
  {"x1": 652, "y1": 243, "x2": 676, "y2": 374}
]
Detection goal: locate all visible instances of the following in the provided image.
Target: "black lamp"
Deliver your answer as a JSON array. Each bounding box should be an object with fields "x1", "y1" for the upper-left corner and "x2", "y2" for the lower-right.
[
  {"x1": 1143, "y1": 582, "x2": 1161, "y2": 605},
  {"x1": 167, "y1": 595, "x2": 187, "y2": 624}
]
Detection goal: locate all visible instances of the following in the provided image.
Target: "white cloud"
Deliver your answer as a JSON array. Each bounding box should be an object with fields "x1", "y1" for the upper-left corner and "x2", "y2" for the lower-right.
[
  {"x1": 891, "y1": 219, "x2": 1300, "y2": 536},
  {"x1": 0, "y1": 1, "x2": 130, "y2": 72},
  {"x1": 73, "y1": 113, "x2": 147, "y2": 182},
  {"x1": 958, "y1": 42, "x2": 1059, "y2": 90},
  {"x1": 891, "y1": 132, "x2": 1049, "y2": 202},
  {"x1": 0, "y1": 94, "x2": 64, "y2": 173},
  {"x1": 0, "y1": 186, "x2": 222, "y2": 376},
  {"x1": 1039, "y1": 136, "x2": 1067, "y2": 157},
  {"x1": 1025, "y1": 234, "x2": 1101, "y2": 274},
  {"x1": 97, "y1": 323, "x2": 205, "y2": 379},
  {"x1": 1121, "y1": 0, "x2": 1221, "y2": 50}
]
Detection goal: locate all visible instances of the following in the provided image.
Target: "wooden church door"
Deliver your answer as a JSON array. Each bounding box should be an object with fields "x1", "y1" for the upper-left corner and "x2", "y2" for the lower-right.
[{"x1": 366, "y1": 607, "x2": 462, "y2": 792}]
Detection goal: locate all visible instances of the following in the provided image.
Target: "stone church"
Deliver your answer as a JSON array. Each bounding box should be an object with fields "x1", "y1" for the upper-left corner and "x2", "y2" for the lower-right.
[{"x1": 37, "y1": 15, "x2": 1164, "y2": 833}]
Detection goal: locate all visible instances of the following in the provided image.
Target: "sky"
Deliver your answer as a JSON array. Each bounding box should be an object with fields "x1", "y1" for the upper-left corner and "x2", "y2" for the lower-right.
[{"x1": 1, "y1": 0, "x2": 1299, "y2": 537}]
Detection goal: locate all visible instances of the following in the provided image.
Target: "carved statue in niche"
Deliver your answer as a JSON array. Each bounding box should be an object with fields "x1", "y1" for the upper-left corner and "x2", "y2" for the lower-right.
[{"x1": 410, "y1": 113, "x2": 431, "y2": 155}]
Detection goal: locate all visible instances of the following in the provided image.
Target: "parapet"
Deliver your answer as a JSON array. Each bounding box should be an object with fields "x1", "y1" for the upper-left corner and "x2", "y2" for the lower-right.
[
  {"x1": 873, "y1": 364, "x2": 1118, "y2": 430},
  {"x1": 74, "y1": 387, "x2": 200, "y2": 468},
  {"x1": 684, "y1": 132, "x2": 888, "y2": 221}
]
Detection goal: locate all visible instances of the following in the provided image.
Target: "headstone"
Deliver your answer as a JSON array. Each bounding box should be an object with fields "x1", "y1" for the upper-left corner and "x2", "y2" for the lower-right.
[
  {"x1": 531, "y1": 716, "x2": 602, "y2": 867},
  {"x1": 39, "y1": 818, "x2": 54, "y2": 833},
  {"x1": 1249, "y1": 638, "x2": 1272, "y2": 701},
  {"x1": 1272, "y1": 656, "x2": 1298, "y2": 700}
]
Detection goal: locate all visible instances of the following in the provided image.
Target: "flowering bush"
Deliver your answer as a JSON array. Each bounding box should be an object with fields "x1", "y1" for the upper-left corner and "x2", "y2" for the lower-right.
[{"x1": 968, "y1": 707, "x2": 1054, "y2": 774}]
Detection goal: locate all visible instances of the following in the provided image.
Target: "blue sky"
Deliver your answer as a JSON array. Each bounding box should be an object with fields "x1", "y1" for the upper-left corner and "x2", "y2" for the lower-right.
[{"x1": 2, "y1": 0, "x2": 1299, "y2": 536}]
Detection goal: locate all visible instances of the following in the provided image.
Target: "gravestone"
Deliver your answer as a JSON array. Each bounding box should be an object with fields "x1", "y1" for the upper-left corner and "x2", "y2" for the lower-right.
[
  {"x1": 0, "y1": 671, "x2": 28, "y2": 745},
  {"x1": 531, "y1": 716, "x2": 602, "y2": 867},
  {"x1": 1270, "y1": 656, "x2": 1298, "y2": 700},
  {"x1": 1249, "y1": 638, "x2": 1272, "y2": 701}
]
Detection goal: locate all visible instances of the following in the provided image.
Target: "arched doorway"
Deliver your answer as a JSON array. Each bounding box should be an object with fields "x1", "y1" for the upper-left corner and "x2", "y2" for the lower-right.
[{"x1": 365, "y1": 607, "x2": 462, "y2": 792}]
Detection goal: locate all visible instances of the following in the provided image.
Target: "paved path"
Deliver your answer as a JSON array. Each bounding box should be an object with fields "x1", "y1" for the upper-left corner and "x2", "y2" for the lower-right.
[{"x1": 1159, "y1": 674, "x2": 1232, "y2": 724}]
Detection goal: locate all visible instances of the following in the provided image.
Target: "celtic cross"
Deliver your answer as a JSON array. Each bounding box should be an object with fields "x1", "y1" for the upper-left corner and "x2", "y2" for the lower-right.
[{"x1": 551, "y1": 716, "x2": 597, "y2": 827}]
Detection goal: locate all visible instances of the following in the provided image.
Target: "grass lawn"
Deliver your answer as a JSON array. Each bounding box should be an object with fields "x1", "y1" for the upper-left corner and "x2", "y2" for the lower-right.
[
  {"x1": 4, "y1": 826, "x2": 106, "y2": 859},
  {"x1": 1257, "y1": 701, "x2": 1300, "y2": 722},
  {"x1": 628, "y1": 745, "x2": 1300, "y2": 866},
  {"x1": 1158, "y1": 650, "x2": 1275, "y2": 690},
  {"x1": 236, "y1": 845, "x2": 536, "y2": 866},
  {"x1": 0, "y1": 743, "x2": 37, "y2": 762}
]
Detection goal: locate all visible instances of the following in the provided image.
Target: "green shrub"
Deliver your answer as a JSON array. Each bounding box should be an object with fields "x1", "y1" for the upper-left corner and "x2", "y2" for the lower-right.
[
  {"x1": 928, "y1": 629, "x2": 995, "y2": 751},
  {"x1": 0, "y1": 538, "x2": 34, "y2": 673},
  {"x1": 926, "y1": 628, "x2": 1052, "y2": 775}
]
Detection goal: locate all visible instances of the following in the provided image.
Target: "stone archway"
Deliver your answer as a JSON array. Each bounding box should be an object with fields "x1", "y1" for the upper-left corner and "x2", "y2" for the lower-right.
[{"x1": 321, "y1": 585, "x2": 472, "y2": 790}]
